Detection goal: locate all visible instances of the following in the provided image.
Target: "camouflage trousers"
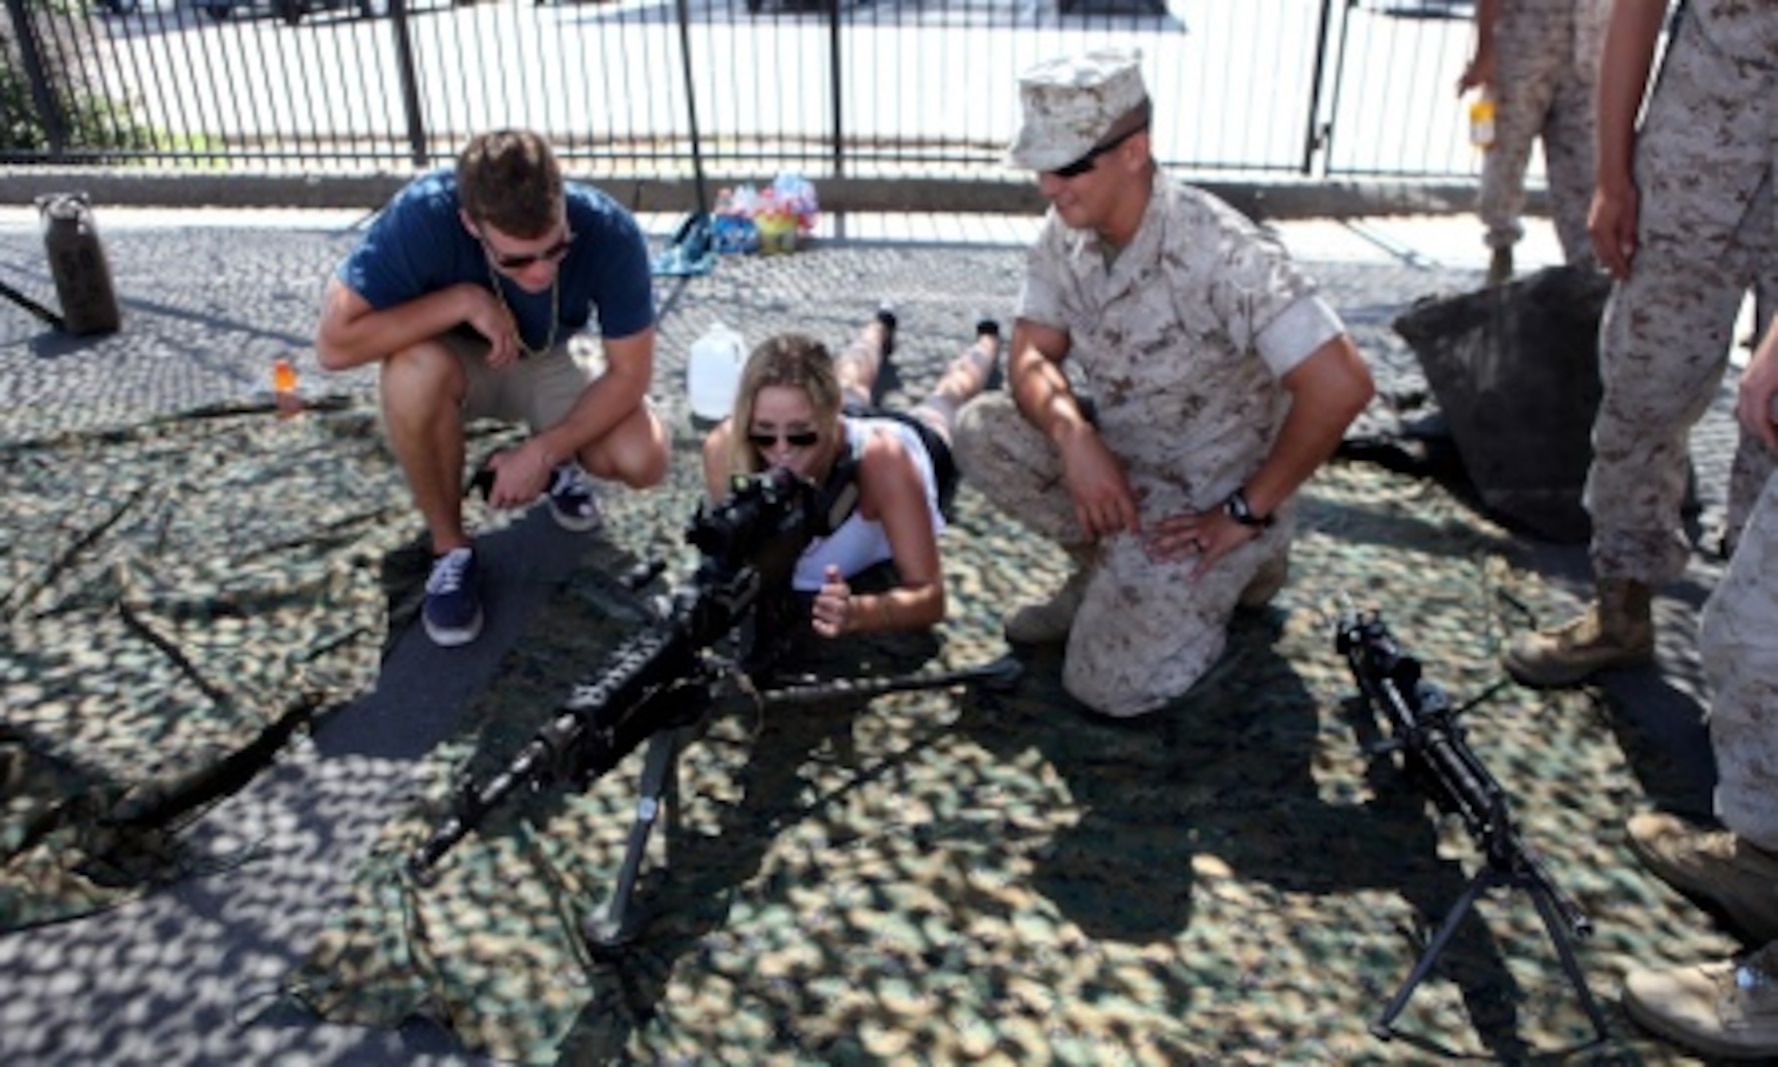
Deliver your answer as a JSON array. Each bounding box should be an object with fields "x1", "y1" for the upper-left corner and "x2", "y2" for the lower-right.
[
  {"x1": 953, "y1": 394, "x2": 1290, "y2": 718},
  {"x1": 1477, "y1": 0, "x2": 1603, "y2": 264},
  {"x1": 1699, "y1": 470, "x2": 1778, "y2": 854},
  {"x1": 1586, "y1": 9, "x2": 1778, "y2": 584}
]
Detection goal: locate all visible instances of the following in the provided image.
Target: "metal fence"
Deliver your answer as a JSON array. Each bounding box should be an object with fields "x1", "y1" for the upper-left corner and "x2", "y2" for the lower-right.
[{"x1": 3, "y1": 0, "x2": 1502, "y2": 203}]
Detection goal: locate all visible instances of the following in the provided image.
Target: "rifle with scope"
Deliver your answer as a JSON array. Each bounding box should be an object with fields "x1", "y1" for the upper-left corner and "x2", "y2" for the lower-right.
[
  {"x1": 409, "y1": 464, "x2": 1018, "y2": 950},
  {"x1": 1334, "y1": 604, "x2": 1609, "y2": 1043}
]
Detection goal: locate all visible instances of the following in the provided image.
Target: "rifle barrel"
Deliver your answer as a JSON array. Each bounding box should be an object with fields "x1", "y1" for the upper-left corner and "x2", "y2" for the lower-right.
[
  {"x1": 1337, "y1": 608, "x2": 1590, "y2": 938},
  {"x1": 406, "y1": 623, "x2": 692, "y2": 876}
]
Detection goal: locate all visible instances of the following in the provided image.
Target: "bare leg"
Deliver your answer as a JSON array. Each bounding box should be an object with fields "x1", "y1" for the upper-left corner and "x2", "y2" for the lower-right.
[
  {"x1": 912, "y1": 318, "x2": 1000, "y2": 446},
  {"x1": 576, "y1": 403, "x2": 671, "y2": 489},
  {"x1": 834, "y1": 305, "x2": 897, "y2": 409},
  {"x1": 380, "y1": 340, "x2": 471, "y2": 553}
]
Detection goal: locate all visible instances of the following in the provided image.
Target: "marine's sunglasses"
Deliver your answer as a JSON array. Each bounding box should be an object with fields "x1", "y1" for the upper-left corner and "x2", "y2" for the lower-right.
[
  {"x1": 748, "y1": 429, "x2": 821, "y2": 449},
  {"x1": 1047, "y1": 123, "x2": 1149, "y2": 180},
  {"x1": 483, "y1": 230, "x2": 575, "y2": 270}
]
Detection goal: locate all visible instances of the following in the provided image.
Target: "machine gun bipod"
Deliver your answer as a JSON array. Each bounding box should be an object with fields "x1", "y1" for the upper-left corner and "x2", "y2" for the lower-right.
[
  {"x1": 405, "y1": 464, "x2": 1022, "y2": 956},
  {"x1": 583, "y1": 648, "x2": 1021, "y2": 953},
  {"x1": 1333, "y1": 601, "x2": 1610, "y2": 1047}
]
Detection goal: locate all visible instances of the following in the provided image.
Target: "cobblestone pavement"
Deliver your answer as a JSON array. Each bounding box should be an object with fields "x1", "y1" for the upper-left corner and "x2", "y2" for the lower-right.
[{"x1": 0, "y1": 205, "x2": 1743, "y2": 1064}]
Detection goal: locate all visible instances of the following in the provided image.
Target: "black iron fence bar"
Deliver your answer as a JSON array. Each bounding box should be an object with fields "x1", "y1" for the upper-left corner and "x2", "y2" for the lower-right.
[
  {"x1": 825, "y1": 0, "x2": 840, "y2": 179},
  {"x1": 387, "y1": 0, "x2": 428, "y2": 167},
  {"x1": 6, "y1": 0, "x2": 66, "y2": 159},
  {"x1": 675, "y1": 0, "x2": 709, "y2": 210},
  {"x1": 1, "y1": 1, "x2": 1510, "y2": 197},
  {"x1": 1301, "y1": 0, "x2": 1336, "y2": 175},
  {"x1": 1316, "y1": 0, "x2": 1359, "y2": 178}
]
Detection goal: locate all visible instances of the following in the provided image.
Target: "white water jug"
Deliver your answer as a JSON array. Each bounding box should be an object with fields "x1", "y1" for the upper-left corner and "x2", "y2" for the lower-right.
[{"x1": 686, "y1": 321, "x2": 746, "y2": 422}]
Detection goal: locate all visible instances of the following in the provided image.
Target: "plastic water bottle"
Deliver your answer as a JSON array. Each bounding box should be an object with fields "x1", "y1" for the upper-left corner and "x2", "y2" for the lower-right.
[{"x1": 686, "y1": 321, "x2": 747, "y2": 423}]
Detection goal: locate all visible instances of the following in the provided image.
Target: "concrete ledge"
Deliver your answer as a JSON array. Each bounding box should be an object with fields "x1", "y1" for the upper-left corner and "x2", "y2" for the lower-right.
[{"x1": 0, "y1": 167, "x2": 1512, "y2": 222}]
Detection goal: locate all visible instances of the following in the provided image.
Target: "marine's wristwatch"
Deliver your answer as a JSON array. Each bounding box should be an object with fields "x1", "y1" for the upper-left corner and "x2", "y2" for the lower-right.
[{"x1": 1223, "y1": 486, "x2": 1274, "y2": 529}]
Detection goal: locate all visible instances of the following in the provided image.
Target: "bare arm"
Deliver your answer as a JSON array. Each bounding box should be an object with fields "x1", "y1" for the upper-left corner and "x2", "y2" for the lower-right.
[
  {"x1": 1008, "y1": 317, "x2": 1141, "y2": 539},
  {"x1": 1590, "y1": 0, "x2": 1669, "y2": 278},
  {"x1": 1243, "y1": 334, "x2": 1375, "y2": 520},
  {"x1": 812, "y1": 433, "x2": 945, "y2": 635},
  {"x1": 486, "y1": 327, "x2": 661, "y2": 503},
  {"x1": 314, "y1": 275, "x2": 515, "y2": 372},
  {"x1": 1457, "y1": 0, "x2": 1501, "y2": 94},
  {"x1": 700, "y1": 417, "x2": 738, "y2": 500},
  {"x1": 533, "y1": 328, "x2": 655, "y2": 466},
  {"x1": 1739, "y1": 318, "x2": 1778, "y2": 450},
  {"x1": 1146, "y1": 333, "x2": 1375, "y2": 574}
]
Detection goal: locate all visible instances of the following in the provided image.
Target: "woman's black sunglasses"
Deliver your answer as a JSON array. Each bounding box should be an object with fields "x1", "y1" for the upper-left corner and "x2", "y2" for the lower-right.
[{"x1": 748, "y1": 429, "x2": 821, "y2": 449}]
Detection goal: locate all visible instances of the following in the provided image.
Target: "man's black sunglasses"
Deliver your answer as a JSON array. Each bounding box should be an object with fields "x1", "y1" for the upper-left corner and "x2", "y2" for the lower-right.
[
  {"x1": 748, "y1": 429, "x2": 821, "y2": 449},
  {"x1": 1048, "y1": 124, "x2": 1149, "y2": 180},
  {"x1": 485, "y1": 231, "x2": 575, "y2": 270}
]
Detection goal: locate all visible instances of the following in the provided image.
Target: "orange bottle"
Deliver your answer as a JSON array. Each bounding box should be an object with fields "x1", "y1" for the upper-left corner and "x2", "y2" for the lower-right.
[{"x1": 1468, "y1": 92, "x2": 1496, "y2": 150}]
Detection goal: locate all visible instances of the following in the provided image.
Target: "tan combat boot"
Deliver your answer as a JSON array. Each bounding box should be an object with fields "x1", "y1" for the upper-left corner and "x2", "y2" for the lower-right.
[
  {"x1": 1628, "y1": 812, "x2": 1778, "y2": 944},
  {"x1": 1004, "y1": 549, "x2": 1092, "y2": 644},
  {"x1": 1502, "y1": 578, "x2": 1654, "y2": 688},
  {"x1": 1622, "y1": 941, "x2": 1778, "y2": 1060}
]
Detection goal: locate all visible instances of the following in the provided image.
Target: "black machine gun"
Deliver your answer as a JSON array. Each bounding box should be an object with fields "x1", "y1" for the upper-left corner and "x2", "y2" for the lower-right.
[
  {"x1": 1334, "y1": 605, "x2": 1608, "y2": 1044},
  {"x1": 410, "y1": 465, "x2": 1018, "y2": 950}
]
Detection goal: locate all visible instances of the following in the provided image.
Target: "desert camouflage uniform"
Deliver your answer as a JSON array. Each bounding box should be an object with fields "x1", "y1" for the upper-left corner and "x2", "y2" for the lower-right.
[
  {"x1": 954, "y1": 171, "x2": 1344, "y2": 717},
  {"x1": 1479, "y1": 0, "x2": 1611, "y2": 263},
  {"x1": 1699, "y1": 469, "x2": 1778, "y2": 852},
  {"x1": 1588, "y1": 0, "x2": 1778, "y2": 584}
]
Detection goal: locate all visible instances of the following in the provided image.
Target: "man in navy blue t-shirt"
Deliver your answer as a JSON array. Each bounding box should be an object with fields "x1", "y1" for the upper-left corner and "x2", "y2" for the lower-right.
[{"x1": 317, "y1": 129, "x2": 668, "y2": 647}]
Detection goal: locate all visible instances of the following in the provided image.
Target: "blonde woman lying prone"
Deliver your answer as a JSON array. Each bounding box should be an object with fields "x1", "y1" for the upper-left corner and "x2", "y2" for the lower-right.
[{"x1": 701, "y1": 309, "x2": 997, "y2": 639}]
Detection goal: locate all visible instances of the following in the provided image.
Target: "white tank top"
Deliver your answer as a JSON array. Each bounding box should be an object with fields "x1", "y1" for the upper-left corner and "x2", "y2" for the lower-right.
[{"x1": 791, "y1": 415, "x2": 944, "y2": 592}]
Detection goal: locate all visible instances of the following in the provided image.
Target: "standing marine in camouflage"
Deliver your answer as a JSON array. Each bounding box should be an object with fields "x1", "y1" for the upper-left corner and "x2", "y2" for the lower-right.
[
  {"x1": 1456, "y1": 0, "x2": 1611, "y2": 283},
  {"x1": 1505, "y1": 0, "x2": 1778, "y2": 688},
  {"x1": 1617, "y1": 314, "x2": 1778, "y2": 1061},
  {"x1": 951, "y1": 49, "x2": 1375, "y2": 718}
]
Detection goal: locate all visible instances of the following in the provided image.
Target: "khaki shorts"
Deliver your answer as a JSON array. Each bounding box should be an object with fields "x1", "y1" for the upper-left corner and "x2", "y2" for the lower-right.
[{"x1": 440, "y1": 326, "x2": 600, "y2": 432}]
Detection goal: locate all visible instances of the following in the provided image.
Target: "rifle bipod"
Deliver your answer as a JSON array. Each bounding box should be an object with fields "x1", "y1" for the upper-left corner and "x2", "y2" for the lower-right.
[
  {"x1": 581, "y1": 720, "x2": 697, "y2": 953},
  {"x1": 1371, "y1": 839, "x2": 1612, "y2": 1046},
  {"x1": 1332, "y1": 603, "x2": 1610, "y2": 1049},
  {"x1": 579, "y1": 654, "x2": 1022, "y2": 956}
]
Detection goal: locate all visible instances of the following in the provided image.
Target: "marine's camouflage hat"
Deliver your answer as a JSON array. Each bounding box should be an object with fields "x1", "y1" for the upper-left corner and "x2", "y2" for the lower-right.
[{"x1": 1007, "y1": 48, "x2": 1149, "y2": 172}]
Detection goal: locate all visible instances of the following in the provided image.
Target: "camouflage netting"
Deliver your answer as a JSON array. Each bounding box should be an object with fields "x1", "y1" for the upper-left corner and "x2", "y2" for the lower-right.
[
  {"x1": 282, "y1": 455, "x2": 1736, "y2": 1063},
  {"x1": 0, "y1": 233, "x2": 1734, "y2": 1062},
  {"x1": 0, "y1": 397, "x2": 515, "y2": 931}
]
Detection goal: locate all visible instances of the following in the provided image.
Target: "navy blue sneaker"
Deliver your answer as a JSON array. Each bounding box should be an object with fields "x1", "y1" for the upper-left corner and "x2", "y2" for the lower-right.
[
  {"x1": 547, "y1": 464, "x2": 602, "y2": 533},
  {"x1": 423, "y1": 547, "x2": 483, "y2": 647}
]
